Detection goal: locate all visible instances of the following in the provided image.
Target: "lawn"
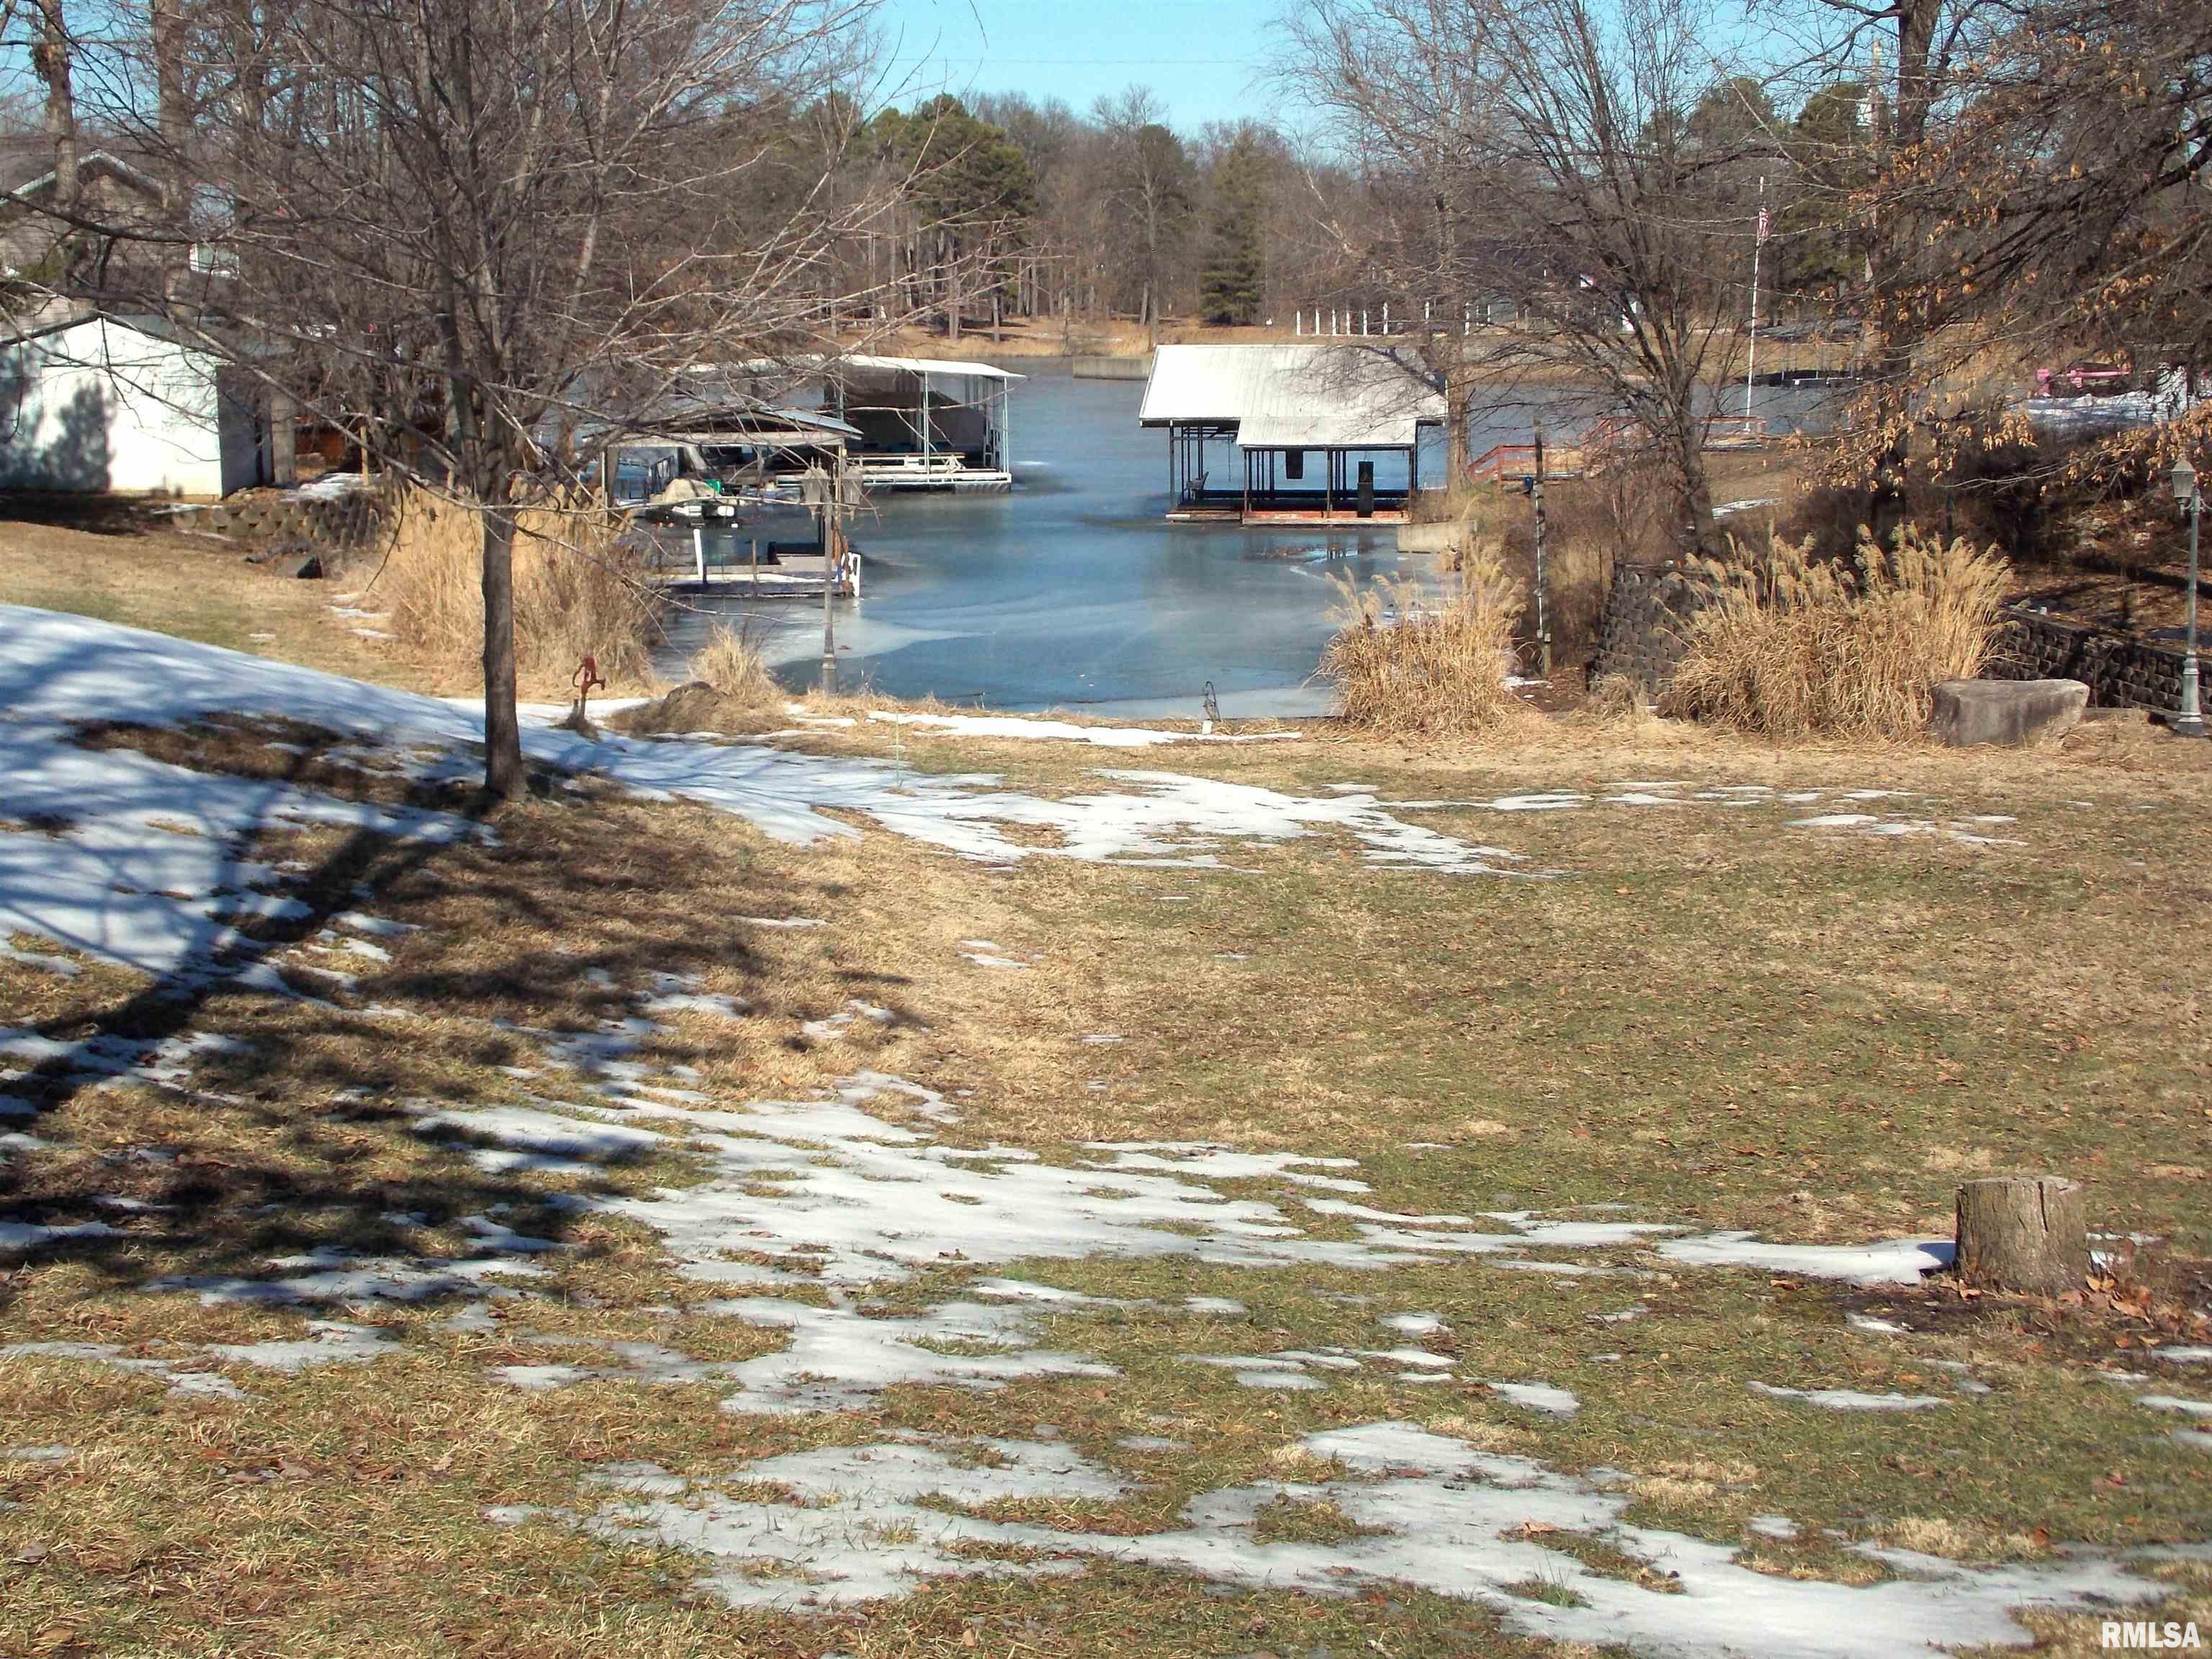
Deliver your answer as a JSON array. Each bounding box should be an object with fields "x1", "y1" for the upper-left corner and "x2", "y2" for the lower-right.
[{"x1": 1, "y1": 531, "x2": 2208, "y2": 1658}]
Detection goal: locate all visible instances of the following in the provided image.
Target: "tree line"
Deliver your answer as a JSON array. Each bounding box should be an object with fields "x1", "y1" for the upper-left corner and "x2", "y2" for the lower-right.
[
  {"x1": 706, "y1": 72, "x2": 1899, "y2": 348},
  {"x1": 0, "y1": 0, "x2": 2202, "y2": 791}
]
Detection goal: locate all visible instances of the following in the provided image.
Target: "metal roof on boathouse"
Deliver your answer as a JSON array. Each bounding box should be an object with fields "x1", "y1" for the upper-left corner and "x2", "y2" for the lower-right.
[{"x1": 1137, "y1": 343, "x2": 1445, "y2": 450}]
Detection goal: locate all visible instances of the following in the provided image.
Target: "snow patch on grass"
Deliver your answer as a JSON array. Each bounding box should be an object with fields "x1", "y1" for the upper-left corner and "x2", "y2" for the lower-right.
[
  {"x1": 156, "y1": 1245, "x2": 545, "y2": 1305},
  {"x1": 538, "y1": 1418, "x2": 2178, "y2": 1653},
  {"x1": 0, "y1": 608, "x2": 1532, "y2": 886},
  {"x1": 1750, "y1": 1382, "x2": 1948, "y2": 1412},
  {"x1": 1488, "y1": 1380, "x2": 1581, "y2": 1417},
  {"x1": 1654, "y1": 1231, "x2": 1954, "y2": 1287}
]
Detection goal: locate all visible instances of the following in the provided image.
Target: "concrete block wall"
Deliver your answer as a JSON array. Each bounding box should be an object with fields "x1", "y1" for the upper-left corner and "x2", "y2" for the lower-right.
[
  {"x1": 1588, "y1": 562, "x2": 1716, "y2": 688},
  {"x1": 1986, "y1": 608, "x2": 2198, "y2": 713},
  {"x1": 178, "y1": 485, "x2": 391, "y2": 553}
]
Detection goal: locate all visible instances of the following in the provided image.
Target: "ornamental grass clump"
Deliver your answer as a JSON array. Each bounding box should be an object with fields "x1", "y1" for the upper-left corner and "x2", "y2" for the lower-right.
[
  {"x1": 1664, "y1": 524, "x2": 2010, "y2": 742},
  {"x1": 1320, "y1": 544, "x2": 1527, "y2": 735},
  {"x1": 691, "y1": 619, "x2": 782, "y2": 705},
  {"x1": 369, "y1": 485, "x2": 665, "y2": 693}
]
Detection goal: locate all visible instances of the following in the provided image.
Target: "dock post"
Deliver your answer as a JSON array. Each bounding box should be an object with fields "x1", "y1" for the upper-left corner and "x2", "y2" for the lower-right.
[
  {"x1": 750, "y1": 537, "x2": 759, "y2": 593},
  {"x1": 822, "y1": 521, "x2": 836, "y2": 691},
  {"x1": 1532, "y1": 420, "x2": 1552, "y2": 675},
  {"x1": 693, "y1": 524, "x2": 705, "y2": 587}
]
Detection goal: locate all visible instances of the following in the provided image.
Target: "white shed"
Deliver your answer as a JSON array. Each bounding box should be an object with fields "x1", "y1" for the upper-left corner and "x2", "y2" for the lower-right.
[{"x1": 0, "y1": 313, "x2": 274, "y2": 497}]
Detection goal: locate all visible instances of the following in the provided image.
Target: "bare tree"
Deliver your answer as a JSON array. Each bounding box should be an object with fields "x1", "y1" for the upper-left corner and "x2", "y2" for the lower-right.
[
  {"x1": 1094, "y1": 86, "x2": 1195, "y2": 348},
  {"x1": 66, "y1": 0, "x2": 893, "y2": 797},
  {"x1": 1754, "y1": 0, "x2": 2015, "y2": 526},
  {"x1": 27, "y1": 0, "x2": 76, "y2": 224},
  {"x1": 1282, "y1": 0, "x2": 1770, "y2": 559},
  {"x1": 1873, "y1": 0, "x2": 2211, "y2": 457}
]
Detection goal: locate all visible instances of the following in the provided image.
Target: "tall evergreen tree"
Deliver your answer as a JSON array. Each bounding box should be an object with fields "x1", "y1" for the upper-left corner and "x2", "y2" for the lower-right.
[{"x1": 1199, "y1": 130, "x2": 1267, "y2": 325}]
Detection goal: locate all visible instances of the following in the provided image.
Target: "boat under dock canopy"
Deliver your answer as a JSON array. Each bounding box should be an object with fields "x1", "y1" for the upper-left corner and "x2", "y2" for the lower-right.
[{"x1": 1138, "y1": 343, "x2": 1445, "y2": 523}]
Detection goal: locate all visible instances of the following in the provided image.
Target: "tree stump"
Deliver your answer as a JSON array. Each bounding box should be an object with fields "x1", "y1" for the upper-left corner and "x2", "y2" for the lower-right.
[{"x1": 1954, "y1": 1177, "x2": 2087, "y2": 1295}]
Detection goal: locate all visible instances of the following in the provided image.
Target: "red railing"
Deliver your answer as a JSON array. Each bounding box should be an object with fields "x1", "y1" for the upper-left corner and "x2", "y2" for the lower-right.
[{"x1": 1466, "y1": 441, "x2": 1587, "y2": 485}]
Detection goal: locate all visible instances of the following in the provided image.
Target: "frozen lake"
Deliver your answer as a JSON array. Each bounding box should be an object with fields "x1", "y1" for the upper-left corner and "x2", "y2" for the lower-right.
[{"x1": 657, "y1": 363, "x2": 1835, "y2": 718}]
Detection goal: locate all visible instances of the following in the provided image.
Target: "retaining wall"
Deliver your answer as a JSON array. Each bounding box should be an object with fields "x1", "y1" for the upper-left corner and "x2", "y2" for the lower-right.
[
  {"x1": 1588, "y1": 562, "x2": 1715, "y2": 688},
  {"x1": 1986, "y1": 608, "x2": 2198, "y2": 713},
  {"x1": 177, "y1": 485, "x2": 391, "y2": 553}
]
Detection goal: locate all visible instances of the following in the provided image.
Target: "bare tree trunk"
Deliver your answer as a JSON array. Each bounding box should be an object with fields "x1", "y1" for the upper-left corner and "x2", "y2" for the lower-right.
[
  {"x1": 944, "y1": 228, "x2": 960, "y2": 342},
  {"x1": 480, "y1": 505, "x2": 525, "y2": 799},
  {"x1": 1956, "y1": 1177, "x2": 2087, "y2": 1296},
  {"x1": 32, "y1": 1, "x2": 77, "y2": 235},
  {"x1": 150, "y1": 0, "x2": 192, "y2": 298},
  {"x1": 1663, "y1": 406, "x2": 1718, "y2": 562},
  {"x1": 1865, "y1": 0, "x2": 1946, "y2": 539},
  {"x1": 1444, "y1": 350, "x2": 1471, "y2": 484}
]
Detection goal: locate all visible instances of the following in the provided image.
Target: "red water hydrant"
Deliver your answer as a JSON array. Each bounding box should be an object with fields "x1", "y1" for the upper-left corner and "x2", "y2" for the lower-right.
[{"x1": 572, "y1": 654, "x2": 607, "y2": 723}]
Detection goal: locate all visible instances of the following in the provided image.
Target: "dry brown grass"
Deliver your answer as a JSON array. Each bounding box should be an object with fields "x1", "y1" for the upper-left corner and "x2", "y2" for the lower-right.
[
  {"x1": 690, "y1": 621, "x2": 782, "y2": 704},
  {"x1": 1573, "y1": 673, "x2": 1654, "y2": 734},
  {"x1": 9, "y1": 701, "x2": 2212, "y2": 1655},
  {"x1": 367, "y1": 487, "x2": 665, "y2": 696},
  {"x1": 0, "y1": 510, "x2": 419, "y2": 686},
  {"x1": 1319, "y1": 548, "x2": 1531, "y2": 737},
  {"x1": 1665, "y1": 524, "x2": 2010, "y2": 742}
]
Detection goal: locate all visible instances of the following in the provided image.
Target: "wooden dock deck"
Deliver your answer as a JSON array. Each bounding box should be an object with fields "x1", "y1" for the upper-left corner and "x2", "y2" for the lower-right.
[{"x1": 649, "y1": 544, "x2": 856, "y2": 601}]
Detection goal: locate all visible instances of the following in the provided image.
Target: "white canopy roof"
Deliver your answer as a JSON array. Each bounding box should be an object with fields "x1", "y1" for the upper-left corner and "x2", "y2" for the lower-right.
[
  {"x1": 839, "y1": 354, "x2": 1024, "y2": 382},
  {"x1": 1139, "y1": 343, "x2": 1444, "y2": 449}
]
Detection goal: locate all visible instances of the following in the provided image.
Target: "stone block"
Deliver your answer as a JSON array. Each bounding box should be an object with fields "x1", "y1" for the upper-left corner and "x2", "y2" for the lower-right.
[
  {"x1": 1929, "y1": 678, "x2": 2087, "y2": 747},
  {"x1": 1395, "y1": 522, "x2": 1467, "y2": 557}
]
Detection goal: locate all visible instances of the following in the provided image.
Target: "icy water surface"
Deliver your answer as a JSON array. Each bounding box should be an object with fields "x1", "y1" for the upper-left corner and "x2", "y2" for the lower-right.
[{"x1": 657, "y1": 364, "x2": 1836, "y2": 718}]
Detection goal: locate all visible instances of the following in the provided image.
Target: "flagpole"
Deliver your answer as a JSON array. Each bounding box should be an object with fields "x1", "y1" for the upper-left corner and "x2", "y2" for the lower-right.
[{"x1": 1745, "y1": 177, "x2": 1766, "y2": 420}]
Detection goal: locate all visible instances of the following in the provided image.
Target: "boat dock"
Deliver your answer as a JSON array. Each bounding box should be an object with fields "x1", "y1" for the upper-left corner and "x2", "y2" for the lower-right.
[
  {"x1": 1138, "y1": 343, "x2": 1445, "y2": 525},
  {"x1": 646, "y1": 529, "x2": 860, "y2": 601}
]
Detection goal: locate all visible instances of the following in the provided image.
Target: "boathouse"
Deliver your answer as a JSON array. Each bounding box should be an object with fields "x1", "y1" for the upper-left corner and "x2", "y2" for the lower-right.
[
  {"x1": 603, "y1": 391, "x2": 860, "y2": 521},
  {"x1": 1138, "y1": 343, "x2": 1444, "y2": 523},
  {"x1": 826, "y1": 355, "x2": 1020, "y2": 492}
]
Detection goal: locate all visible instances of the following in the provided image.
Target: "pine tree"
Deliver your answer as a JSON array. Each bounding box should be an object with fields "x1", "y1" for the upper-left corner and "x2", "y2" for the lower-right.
[{"x1": 1199, "y1": 131, "x2": 1267, "y2": 325}]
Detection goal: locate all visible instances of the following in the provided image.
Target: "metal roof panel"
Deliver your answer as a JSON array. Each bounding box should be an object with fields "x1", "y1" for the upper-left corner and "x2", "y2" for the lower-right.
[
  {"x1": 839, "y1": 354, "x2": 1025, "y2": 381},
  {"x1": 1138, "y1": 343, "x2": 1444, "y2": 447}
]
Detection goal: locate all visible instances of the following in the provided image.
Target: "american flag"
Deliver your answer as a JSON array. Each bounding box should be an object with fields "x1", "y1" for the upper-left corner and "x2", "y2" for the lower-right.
[{"x1": 1756, "y1": 204, "x2": 1770, "y2": 244}]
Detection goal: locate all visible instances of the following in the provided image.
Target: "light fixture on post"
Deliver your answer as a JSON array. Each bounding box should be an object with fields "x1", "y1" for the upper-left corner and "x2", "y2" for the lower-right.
[{"x1": 2172, "y1": 456, "x2": 2204, "y2": 739}]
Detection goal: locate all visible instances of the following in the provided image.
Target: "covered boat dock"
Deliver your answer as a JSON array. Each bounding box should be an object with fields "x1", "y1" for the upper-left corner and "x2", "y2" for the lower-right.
[
  {"x1": 827, "y1": 354, "x2": 1020, "y2": 492},
  {"x1": 1138, "y1": 343, "x2": 1444, "y2": 523}
]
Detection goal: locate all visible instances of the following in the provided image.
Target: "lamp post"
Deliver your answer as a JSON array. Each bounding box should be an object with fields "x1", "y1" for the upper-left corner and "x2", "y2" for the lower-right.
[{"x1": 2174, "y1": 457, "x2": 2204, "y2": 739}]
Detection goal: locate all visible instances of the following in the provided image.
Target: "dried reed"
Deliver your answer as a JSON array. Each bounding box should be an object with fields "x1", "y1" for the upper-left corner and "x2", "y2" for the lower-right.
[
  {"x1": 1320, "y1": 544, "x2": 1527, "y2": 735},
  {"x1": 691, "y1": 619, "x2": 783, "y2": 705},
  {"x1": 367, "y1": 486, "x2": 665, "y2": 691},
  {"x1": 1664, "y1": 524, "x2": 2010, "y2": 741}
]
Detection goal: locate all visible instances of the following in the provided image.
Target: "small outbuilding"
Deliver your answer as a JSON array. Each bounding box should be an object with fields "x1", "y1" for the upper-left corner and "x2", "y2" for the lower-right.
[
  {"x1": 1138, "y1": 343, "x2": 1445, "y2": 523},
  {"x1": 0, "y1": 312, "x2": 282, "y2": 497}
]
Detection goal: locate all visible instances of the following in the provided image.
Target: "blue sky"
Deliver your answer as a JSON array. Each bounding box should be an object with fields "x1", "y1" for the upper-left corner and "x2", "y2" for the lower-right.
[{"x1": 871, "y1": 0, "x2": 1291, "y2": 132}]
